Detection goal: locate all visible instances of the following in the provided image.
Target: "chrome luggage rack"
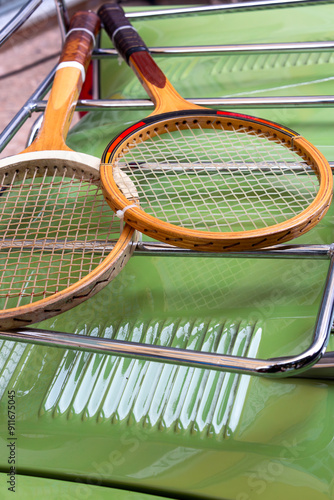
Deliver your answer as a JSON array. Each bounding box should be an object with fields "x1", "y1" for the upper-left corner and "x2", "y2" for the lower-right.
[{"x1": 1, "y1": 0, "x2": 334, "y2": 380}]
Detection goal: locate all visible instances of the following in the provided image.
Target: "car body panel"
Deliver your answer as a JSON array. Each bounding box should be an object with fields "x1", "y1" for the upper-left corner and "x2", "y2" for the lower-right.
[{"x1": 1, "y1": 3, "x2": 334, "y2": 499}]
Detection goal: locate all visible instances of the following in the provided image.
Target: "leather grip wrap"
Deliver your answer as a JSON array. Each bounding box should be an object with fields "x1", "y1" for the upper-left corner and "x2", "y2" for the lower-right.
[
  {"x1": 61, "y1": 11, "x2": 100, "y2": 70},
  {"x1": 98, "y1": 3, "x2": 148, "y2": 63}
]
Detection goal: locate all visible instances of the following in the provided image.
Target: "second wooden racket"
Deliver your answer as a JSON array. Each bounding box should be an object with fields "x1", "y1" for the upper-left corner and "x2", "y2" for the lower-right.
[{"x1": 98, "y1": 3, "x2": 332, "y2": 253}]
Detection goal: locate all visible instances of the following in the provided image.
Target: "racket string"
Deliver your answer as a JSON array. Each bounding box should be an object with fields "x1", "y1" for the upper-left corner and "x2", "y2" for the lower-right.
[
  {"x1": 114, "y1": 120, "x2": 319, "y2": 232},
  {"x1": 1, "y1": 168, "x2": 41, "y2": 308},
  {"x1": 23, "y1": 167, "x2": 62, "y2": 305},
  {"x1": 174, "y1": 123, "x2": 260, "y2": 232},
  {"x1": 206, "y1": 124, "x2": 306, "y2": 229},
  {"x1": 167, "y1": 123, "x2": 235, "y2": 231},
  {"x1": 0, "y1": 166, "x2": 120, "y2": 308},
  {"x1": 206, "y1": 125, "x2": 273, "y2": 230}
]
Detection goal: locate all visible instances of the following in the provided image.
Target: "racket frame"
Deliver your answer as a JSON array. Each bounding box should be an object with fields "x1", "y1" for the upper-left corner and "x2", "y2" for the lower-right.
[{"x1": 101, "y1": 108, "x2": 332, "y2": 252}]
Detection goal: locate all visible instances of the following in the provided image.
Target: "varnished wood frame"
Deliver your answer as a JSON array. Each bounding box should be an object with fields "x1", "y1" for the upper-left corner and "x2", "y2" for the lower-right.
[{"x1": 101, "y1": 110, "x2": 333, "y2": 253}]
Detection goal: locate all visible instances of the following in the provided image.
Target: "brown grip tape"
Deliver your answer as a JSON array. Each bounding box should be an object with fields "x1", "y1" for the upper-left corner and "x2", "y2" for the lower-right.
[
  {"x1": 98, "y1": 3, "x2": 148, "y2": 63},
  {"x1": 60, "y1": 11, "x2": 100, "y2": 70}
]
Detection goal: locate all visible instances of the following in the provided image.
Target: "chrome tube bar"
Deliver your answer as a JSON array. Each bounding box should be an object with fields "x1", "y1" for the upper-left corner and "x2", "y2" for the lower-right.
[
  {"x1": 53, "y1": 0, "x2": 70, "y2": 43},
  {"x1": 126, "y1": 1, "x2": 333, "y2": 19},
  {"x1": 65, "y1": 96, "x2": 334, "y2": 111},
  {"x1": 25, "y1": 113, "x2": 44, "y2": 148},
  {"x1": 96, "y1": 40, "x2": 334, "y2": 58},
  {"x1": 0, "y1": 253, "x2": 333, "y2": 379},
  {"x1": 0, "y1": 241, "x2": 329, "y2": 259},
  {"x1": 4, "y1": 92, "x2": 334, "y2": 151},
  {"x1": 0, "y1": 328, "x2": 274, "y2": 376},
  {"x1": 297, "y1": 352, "x2": 334, "y2": 379},
  {"x1": 0, "y1": 66, "x2": 55, "y2": 152},
  {"x1": 92, "y1": 31, "x2": 102, "y2": 100},
  {"x1": 0, "y1": 0, "x2": 42, "y2": 47},
  {"x1": 135, "y1": 242, "x2": 332, "y2": 260}
]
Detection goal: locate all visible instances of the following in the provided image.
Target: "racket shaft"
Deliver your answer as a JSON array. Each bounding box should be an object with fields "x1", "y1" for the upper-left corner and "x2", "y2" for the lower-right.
[
  {"x1": 98, "y1": 3, "x2": 199, "y2": 114},
  {"x1": 25, "y1": 11, "x2": 100, "y2": 153}
]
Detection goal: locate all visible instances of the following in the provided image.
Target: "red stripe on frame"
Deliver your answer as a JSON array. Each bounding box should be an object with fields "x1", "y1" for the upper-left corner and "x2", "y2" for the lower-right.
[
  {"x1": 106, "y1": 121, "x2": 147, "y2": 156},
  {"x1": 216, "y1": 110, "x2": 297, "y2": 137}
]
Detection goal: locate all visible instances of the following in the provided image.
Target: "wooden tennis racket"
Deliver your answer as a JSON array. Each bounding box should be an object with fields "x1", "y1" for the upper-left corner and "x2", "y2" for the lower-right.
[
  {"x1": 98, "y1": 3, "x2": 332, "y2": 252},
  {"x1": 0, "y1": 10, "x2": 136, "y2": 330}
]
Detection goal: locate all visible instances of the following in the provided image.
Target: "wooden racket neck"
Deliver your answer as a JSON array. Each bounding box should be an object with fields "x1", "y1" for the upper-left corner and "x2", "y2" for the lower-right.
[
  {"x1": 130, "y1": 51, "x2": 203, "y2": 116},
  {"x1": 23, "y1": 11, "x2": 100, "y2": 154},
  {"x1": 24, "y1": 68, "x2": 81, "y2": 153}
]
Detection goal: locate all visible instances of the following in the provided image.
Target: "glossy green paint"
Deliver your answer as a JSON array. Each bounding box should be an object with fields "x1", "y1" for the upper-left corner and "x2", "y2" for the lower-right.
[
  {"x1": 1, "y1": 4, "x2": 334, "y2": 500},
  {"x1": 0, "y1": 472, "x2": 169, "y2": 499}
]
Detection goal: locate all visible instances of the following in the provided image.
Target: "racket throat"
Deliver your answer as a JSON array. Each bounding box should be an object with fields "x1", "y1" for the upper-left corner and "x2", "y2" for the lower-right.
[{"x1": 130, "y1": 51, "x2": 203, "y2": 116}]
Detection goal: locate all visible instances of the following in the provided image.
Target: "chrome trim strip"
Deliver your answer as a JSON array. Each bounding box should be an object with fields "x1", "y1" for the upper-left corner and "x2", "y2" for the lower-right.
[
  {"x1": 298, "y1": 352, "x2": 334, "y2": 379},
  {"x1": 66, "y1": 96, "x2": 334, "y2": 111},
  {"x1": 4, "y1": 92, "x2": 334, "y2": 151},
  {"x1": 126, "y1": 1, "x2": 332, "y2": 19},
  {"x1": 96, "y1": 40, "x2": 334, "y2": 58},
  {"x1": 0, "y1": 66, "x2": 55, "y2": 152},
  {"x1": 53, "y1": 0, "x2": 69, "y2": 43},
  {"x1": 25, "y1": 113, "x2": 43, "y2": 148},
  {"x1": 134, "y1": 242, "x2": 332, "y2": 260},
  {"x1": 0, "y1": 249, "x2": 333, "y2": 379}
]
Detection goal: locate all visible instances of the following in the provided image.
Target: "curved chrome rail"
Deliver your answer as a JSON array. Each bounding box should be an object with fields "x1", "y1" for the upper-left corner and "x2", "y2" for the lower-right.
[
  {"x1": 0, "y1": 0, "x2": 334, "y2": 379},
  {"x1": 0, "y1": 0, "x2": 42, "y2": 47}
]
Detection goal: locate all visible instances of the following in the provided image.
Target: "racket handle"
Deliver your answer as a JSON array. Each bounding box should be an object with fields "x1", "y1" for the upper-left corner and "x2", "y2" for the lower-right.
[
  {"x1": 98, "y1": 3, "x2": 148, "y2": 63},
  {"x1": 98, "y1": 3, "x2": 200, "y2": 114},
  {"x1": 60, "y1": 10, "x2": 101, "y2": 72}
]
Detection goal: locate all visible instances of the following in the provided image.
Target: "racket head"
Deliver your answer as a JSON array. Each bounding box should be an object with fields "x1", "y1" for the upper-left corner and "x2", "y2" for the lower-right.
[
  {"x1": 98, "y1": 3, "x2": 332, "y2": 252},
  {"x1": 0, "y1": 150, "x2": 136, "y2": 329},
  {"x1": 101, "y1": 109, "x2": 332, "y2": 252},
  {"x1": 0, "y1": 11, "x2": 137, "y2": 329}
]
